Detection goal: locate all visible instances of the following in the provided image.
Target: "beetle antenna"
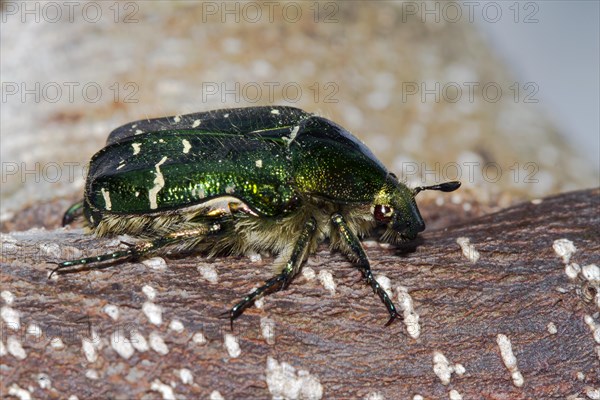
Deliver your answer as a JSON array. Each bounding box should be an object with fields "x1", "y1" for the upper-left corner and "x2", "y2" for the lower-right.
[{"x1": 413, "y1": 181, "x2": 461, "y2": 196}]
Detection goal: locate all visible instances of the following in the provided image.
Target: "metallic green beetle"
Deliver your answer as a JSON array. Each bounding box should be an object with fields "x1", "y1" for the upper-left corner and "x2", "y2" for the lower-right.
[{"x1": 56, "y1": 106, "x2": 460, "y2": 326}]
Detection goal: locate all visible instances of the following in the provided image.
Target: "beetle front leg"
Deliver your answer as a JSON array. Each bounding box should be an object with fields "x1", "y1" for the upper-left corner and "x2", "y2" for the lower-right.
[
  {"x1": 330, "y1": 213, "x2": 401, "y2": 326},
  {"x1": 228, "y1": 217, "x2": 317, "y2": 325}
]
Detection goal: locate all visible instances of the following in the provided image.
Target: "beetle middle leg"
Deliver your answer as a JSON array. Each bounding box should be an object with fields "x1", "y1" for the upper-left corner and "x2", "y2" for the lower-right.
[
  {"x1": 330, "y1": 213, "x2": 401, "y2": 326},
  {"x1": 62, "y1": 200, "x2": 84, "y2": 226},
  {"x1": 227, "y1": 217, "x2": 317, "y2": 324},
  {"x1": 50, "y1": 222, "x2": 223, "y2": 277}
]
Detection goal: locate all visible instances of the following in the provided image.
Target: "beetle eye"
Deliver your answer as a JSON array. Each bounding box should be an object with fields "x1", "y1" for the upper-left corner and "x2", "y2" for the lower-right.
[{"x1": 374, "y1": 205, "x2": 393, "y2": 223}]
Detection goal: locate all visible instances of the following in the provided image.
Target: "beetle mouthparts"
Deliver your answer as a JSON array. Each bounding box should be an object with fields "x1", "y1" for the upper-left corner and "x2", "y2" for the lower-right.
[{"x1": 413, "y1": 181, "x2": 461, "y2": 196}]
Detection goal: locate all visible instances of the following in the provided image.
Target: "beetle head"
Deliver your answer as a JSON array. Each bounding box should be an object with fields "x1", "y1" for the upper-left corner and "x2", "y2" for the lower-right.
[{"x1": 375, "y1": 175, "x2": 461, "y2": 243}]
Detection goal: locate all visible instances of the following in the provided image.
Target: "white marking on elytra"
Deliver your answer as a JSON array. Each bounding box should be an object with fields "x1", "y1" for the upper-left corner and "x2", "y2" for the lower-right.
[
  {"x1": 255, "y1": 159, "x2": 263, "y2": 168},
  {"x1": 116, "y1": 160, "x2": 126, "y2": 170},
  {"x1": 150, "y1": 379, "x2": 175, "y2": 400},
  {"x1": 397, "y1": 286, "x2": 421, "y2": 339},
  {"x1": 456, "y1": 237, "x2": 480, "y2": 263},
  {"x1": 149, "y1": 331, "x2": 169, "y2": 355},
  {"x1": 553, "y1": 238, "x2": 576, "y2": 264},
  {"x1": 101, "y1": 188, "x2": 112, "y2": 211},
  {"x1": 290, "y1": 125, "x2": 299, "y2": 140},
  {"x1": 143, "y1": 301, "x2": 163, "y2": 325},
  {"x1": 1, "y1": 290, "x2": 14, "y2": 305},
  {"x1": 224, "y1": 333, "x2": 241, "y2": 358},
  {"x1": 1, "y1": 306, "x2": 20, "y2": 330},
  {"x1": 496, "y1": 334, "x2": 525, "y2": 387},
  {"x1": 182, "y1": 139, "x2": 191, "y2": 154},
  {"x1": 192, "y1": 185, "x2": 206, "y2": 199},
  {"x1": 111, "y1": 330, "x2": 134, "y2": 359},
  {"x1": 224, "y1": 113, "x2": 229, "y2": 118},
  {"x1": 173, "y1": 115, "x2": 182, "y2": 123},
  {"x1": 318, "y1": 270, "x2": 336, "y2": 294},
  {"x1": 8, "y1": 384, "x2": 31, "y2": 400},
  {"x1": 130, "y1": 330, "x2": 149, "y2": 352},
  {"x1": 192, "y1": 119, "x2": 201, "y2": 128},
  {"x1": 225, "y1": 184, "x2": 236, "y2": 194},
  {"x1": 432, "y1": 351, "x2": 465, "y2": 385},
  {"x1": 265, "y1": 356, "x2": 323, "y2": 400},
  {"x1": 148, "y1": 156, "x2": 168, "y2": 210},
  {"x1": 282, "y1": 125, "x2": 300, "y2": 148},
  {"x1": 271, "y1": 109, "x2": 280, "y2": 115},
  {"x1": 7, "y1": 336, "x2": 26, "y2": 360},
  {"x1": 132, "y1": 142, "x2": 141, "y2": 155}
]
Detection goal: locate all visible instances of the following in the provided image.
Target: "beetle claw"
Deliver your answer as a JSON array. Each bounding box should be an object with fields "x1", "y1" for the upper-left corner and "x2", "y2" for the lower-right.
[
  {"x1": 217, "y1": 309, "x2": 236, "y2": 331},
  {"x1": 384, "y1": 311, "x2": 401, "y2": 327}
]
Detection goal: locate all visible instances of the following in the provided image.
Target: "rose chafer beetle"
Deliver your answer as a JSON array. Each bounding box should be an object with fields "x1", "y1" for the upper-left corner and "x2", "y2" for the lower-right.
[{"x1": 55, "y1": 106, "x2": 460, "y2": 326}]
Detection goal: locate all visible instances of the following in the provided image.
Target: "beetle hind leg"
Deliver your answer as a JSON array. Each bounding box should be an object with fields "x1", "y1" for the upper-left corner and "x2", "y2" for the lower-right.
[
  {"x1": 330, "y1": 213, "x2": 401, "y2": 326},
  {"x1": 227, "y1": 217, "x2": 317, "y2": 325},
  {"x1": 50, "y1": 223, "x2": 223, "y2": 277}
]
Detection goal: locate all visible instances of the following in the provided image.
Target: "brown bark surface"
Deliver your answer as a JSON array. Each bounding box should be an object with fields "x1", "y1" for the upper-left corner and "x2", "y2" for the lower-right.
[{"x1": 1, "y1": 189, "x2": 599, "y2": 399}]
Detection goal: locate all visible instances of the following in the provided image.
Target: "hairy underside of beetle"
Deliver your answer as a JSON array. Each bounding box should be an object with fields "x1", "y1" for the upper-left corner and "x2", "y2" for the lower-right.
[{"x1": 89, "y1": 194, "x2": 377, "y2": 273}]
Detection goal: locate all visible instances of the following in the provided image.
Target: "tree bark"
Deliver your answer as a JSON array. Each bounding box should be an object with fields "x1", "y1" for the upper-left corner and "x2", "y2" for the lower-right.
[{"x1": 1, "y1": 189, "x2": 599, "y2": 399}]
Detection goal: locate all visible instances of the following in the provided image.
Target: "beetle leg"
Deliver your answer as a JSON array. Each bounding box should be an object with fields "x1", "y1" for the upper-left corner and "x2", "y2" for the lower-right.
[
  {"x1": 49, "y1": 223, "x2": 223, "y2": 277},
  {"x1": 330, "y1": 213, "x2": 401, "y2": 326},
  {"x1": 228, "y1": 217, "x2": 317, "y2": 324}
]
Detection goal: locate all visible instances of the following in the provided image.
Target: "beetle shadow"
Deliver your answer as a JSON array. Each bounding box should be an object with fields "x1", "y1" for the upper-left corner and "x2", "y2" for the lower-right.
[
  {"x1": 391, "y1": 236, "x2": 424, "y2": 257},
  {"x1": 368, "y1": 226, "x2": 424, "y2": 256}
]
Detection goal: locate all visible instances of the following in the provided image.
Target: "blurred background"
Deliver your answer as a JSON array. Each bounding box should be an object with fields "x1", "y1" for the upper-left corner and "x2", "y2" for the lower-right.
[{"x1": 1, "y1": 0, "x2": 598, "y2": 222}]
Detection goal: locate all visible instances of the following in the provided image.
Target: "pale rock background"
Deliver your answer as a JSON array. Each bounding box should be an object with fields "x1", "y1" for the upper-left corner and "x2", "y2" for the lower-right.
[{"x1": 1, "y1": 1, "x2": 598, "y2": 221}]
